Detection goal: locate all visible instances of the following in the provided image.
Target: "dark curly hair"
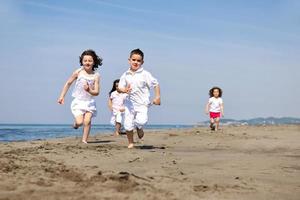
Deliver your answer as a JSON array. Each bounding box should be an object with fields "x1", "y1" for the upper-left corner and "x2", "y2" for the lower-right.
[
  {"x1": 79, "y1": 49, "x2": 103, "y2": 71},
  {"x1": 209, "y1": 86, "x2": 223, "y2": 98},
  {"x1": 130, "y1": 48, "x2": 144, "y2": 60}
]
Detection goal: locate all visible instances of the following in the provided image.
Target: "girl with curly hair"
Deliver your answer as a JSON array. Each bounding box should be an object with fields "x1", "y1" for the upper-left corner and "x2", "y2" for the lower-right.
[
  {"x1": 205, "y1": 87, "x2": 224, "y2": 131},
  {"x1": 58, "y1": 49, "x2": 102, "y2": 143}
]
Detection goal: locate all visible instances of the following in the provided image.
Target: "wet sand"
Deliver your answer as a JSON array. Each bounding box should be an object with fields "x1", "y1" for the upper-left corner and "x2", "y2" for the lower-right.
[{"x1": 1, "y1": 125, "x2": 300, "y2": 200}]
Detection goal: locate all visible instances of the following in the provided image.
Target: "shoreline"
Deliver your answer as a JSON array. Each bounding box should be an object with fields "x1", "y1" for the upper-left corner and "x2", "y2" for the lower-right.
[
  {"x1": 2, "y1": 123, "x2": 298, "y2": 143},
  {"x1": 0, "y1": 124, "x2": 193, "y2": 143},
  {"x1": 1, "y1": 125, "x2": 300, "y2": 199}
]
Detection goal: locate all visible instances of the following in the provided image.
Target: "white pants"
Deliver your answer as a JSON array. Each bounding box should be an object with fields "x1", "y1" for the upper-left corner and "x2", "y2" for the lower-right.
[
  {"x1": 71, "y1": 98, "x2": 97, "y2": 118},
  {"x1": 110, "y1": 111, "x2": 124, "y2": 125},
  {"x1": 124, "y1": 102, "x2": 148, "y2": 131}
]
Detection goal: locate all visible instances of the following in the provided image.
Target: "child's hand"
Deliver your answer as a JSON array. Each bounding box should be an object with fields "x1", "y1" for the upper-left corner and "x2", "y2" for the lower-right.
[
  {"x1": 125, "y1": 84, "x2": 132, "y2": 94},
  {"x1": 57, "y1": 97, "x2": 64, "y2": 104},
  {"x1": 119, "y1": 107, "x2": 125, "y2": 112},
  {"x1": 205, "y1": 111, "x2": 209, "y2": 115},
  {"x1": 84, "y1": 83, "x2": 89, "y2": 92},
  {"x1": 152, "y1": 97, "x2": 161, "y2": 105}
]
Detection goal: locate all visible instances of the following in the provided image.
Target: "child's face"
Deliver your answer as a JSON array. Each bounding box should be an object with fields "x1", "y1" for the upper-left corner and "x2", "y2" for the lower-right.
[
  {"x1": 213, "y1": 89, "x2": 220, "y2": 97},
  {"x1": 115, "y1": 82, "x2": 119, "y2": 88},
  {"x1": 128, "y1": 54, "x2": 144, "y2": 72},
  {"x1": 82, "y1": 55, "x2": 94, "y2": 71}
]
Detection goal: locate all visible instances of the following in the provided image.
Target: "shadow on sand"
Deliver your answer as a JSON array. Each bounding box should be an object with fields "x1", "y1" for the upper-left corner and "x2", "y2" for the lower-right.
[
  {"x1": 88, "y1": 140, "x2": 115, "y2": 144},
  {"x1": 135, "y1": 145, "x2": 166, "y2": 150}
]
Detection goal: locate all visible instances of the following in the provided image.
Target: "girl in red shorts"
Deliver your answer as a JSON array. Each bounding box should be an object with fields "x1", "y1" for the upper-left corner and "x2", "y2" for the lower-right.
[{"x1": 205, "y1": 87, "x2": 224, "y2": 131}]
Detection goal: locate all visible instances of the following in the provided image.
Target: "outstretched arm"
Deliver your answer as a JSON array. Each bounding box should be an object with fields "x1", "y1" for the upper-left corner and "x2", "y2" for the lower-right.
[
  {"x1": 57, "y1": 70, "x2": 79, "y2": 104},
  {"x1": 152, "y1": 85, "x2": 161, "y2": 105}
]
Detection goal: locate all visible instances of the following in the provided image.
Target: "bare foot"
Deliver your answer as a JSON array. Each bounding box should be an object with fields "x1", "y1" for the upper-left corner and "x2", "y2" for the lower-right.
[
  {"x1": 128, "y1": 143, "x2": 134, "y2": 149},
  {"x1": 136, "y1": 128, "x2": 144, "y2": 139},
  {"x1": 114, "y1": 131, "x2": 120, "y2": 136},
  {"x1": 82, "y1": 140, "x2": 88, "y2": 144}
]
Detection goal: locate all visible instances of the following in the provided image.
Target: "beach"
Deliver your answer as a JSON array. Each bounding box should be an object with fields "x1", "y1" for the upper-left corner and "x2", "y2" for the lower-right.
[{"x1": 1, "y1": 125, "x2": 300, "y2": 200}]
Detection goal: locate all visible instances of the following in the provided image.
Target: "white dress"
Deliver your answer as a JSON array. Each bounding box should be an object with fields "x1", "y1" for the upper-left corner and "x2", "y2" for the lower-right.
[
  {"x1": 110, "y1": 91, "x2": 127, "y2": 125},
  {"x1": 71, "y1": 69, "x2": 99, "y2": 118}
]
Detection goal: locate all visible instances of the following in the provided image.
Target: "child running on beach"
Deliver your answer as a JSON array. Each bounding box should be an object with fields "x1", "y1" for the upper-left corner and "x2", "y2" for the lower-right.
[
  {"x1": 108, "y1": 79, "x2": 127, "y2": 136},
  {"x1": 118, "y1": 48, "x2": 161, "y2": 149},
  {"x1": 205, "y1": 87, "x2": 224, "y2": 131},
  {"x1": 58, "y1": 49, "x2": 102, "y2": 143}
]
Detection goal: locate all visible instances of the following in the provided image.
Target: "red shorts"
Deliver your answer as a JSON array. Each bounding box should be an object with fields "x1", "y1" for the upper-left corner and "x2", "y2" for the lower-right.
[{"x1": 210, "y1": 112, "x2": 221, "y2": 119}]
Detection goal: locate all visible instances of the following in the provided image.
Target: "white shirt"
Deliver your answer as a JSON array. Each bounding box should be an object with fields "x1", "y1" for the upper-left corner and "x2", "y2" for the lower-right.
[
  {"x1": 208, "y1": 97, "x2": 223, "y2": 112},
  {"x1": 119, "y1": 67, "x2": 159, "y2": 106},
  {"x1": 110, "y1": 91, "x2": 127, "y2": 113}
]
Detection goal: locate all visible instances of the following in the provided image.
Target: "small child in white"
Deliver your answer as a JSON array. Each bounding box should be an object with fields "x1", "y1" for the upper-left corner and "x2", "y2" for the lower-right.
[
  {"x1": 118, "y1": 49, "x2": 161, "y2": 149},
  {"x1": 108, "y1": 79, "x2": 127, "y2": 136},
  {"x1": 205, "y1": 87, "x2": 224, "y2": 131},
  {"x1": 58, "y1": 49, "x2": 102, "y2": 143}
]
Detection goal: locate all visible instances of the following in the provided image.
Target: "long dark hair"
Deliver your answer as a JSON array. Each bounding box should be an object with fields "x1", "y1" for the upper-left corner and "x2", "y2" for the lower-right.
[
  {"x1": 109, "y1": 79, "x2": 120, "y2": 96},
  {"x1": 209, "y1": 86, "x2": 223, "y2": 97},
  {"x1": 79, "y1": 49, "x2": 103, "y2": 71}
]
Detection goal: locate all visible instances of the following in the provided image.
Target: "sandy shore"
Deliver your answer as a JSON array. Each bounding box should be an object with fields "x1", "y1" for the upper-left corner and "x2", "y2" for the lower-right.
[{"x1": 1, "y1": 125, "x2": 300, "y2": 200}]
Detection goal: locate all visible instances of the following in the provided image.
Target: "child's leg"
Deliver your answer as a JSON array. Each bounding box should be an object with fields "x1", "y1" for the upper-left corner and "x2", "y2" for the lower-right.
[
  {"x1": 114, "y1": 112, "x2": 123, "y2": 136},
  {"x1": 115, "y1": 122, "x2": 121, "y2": 136},
  {"x1": 210, "y1": 118, "x2": 215, "y2": 130},
  {"x1": 126, "y1": 130, "x2": 134, "y2": 148},
  {"x1": 82, "y1": 112, "x2": 93, "y2": 143},
  {"x1": 74, "y1": 115, "x2": 84, "y2": 129},
  {"x1": 136, "y1": 128, "x2": 144, "y2": 139},
  {"x1": 135, "y1": 106, "x2": 148, "y2": 139},
  {"x1": 124, "y1": 104, "x2": 135, "y2": 148},
  {"x1": 215, "y1": 117, "x2": 220, "y2": 131}
]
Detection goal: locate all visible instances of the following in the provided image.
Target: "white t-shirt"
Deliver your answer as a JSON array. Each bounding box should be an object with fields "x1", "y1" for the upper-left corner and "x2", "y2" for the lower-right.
[
  {"x1": 119, "y1": 68, "x2": 159, "y2": 107},
  {"x1": 110, "y1": 91, "x2": 127, "y2": 113},
  {"x1": 208, "y1": 97, "x2": 223, "y2": 112}
]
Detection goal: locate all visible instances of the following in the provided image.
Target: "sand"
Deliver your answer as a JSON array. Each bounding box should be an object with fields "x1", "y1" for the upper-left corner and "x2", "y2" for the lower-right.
[{"x1": 0, "y1": 125, "x2": 300, "y2": 200}]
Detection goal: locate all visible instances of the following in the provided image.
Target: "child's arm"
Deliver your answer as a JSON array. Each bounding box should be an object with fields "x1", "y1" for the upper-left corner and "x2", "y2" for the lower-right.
[
  {"x1": 117, "y1": 84, "x2": 131, "y2": 94},
  {"x1": 85, "y1": 75, "x2": 100, "y2": 96},
  {"x1": 205, "y1": 102, "x2": 210, "y2": 114},
  {"x1": 220, "y1": 103, "x2": 224, "y2": 117},
  {"x1": 57, "y1": 70, "x2": 79, "y2": 104},
  {"x1": 152, "y1": 85, "x2": 161, "y2": 105},
  {"x1": 117, "y1": 74, "x2": 132, "y2": 94},
  {"x1": 145, "y1": 72, "x2": 160, "y2": 105},
  {"x1": 108, "y1": 98, "x2": 113, "y2": 111}
]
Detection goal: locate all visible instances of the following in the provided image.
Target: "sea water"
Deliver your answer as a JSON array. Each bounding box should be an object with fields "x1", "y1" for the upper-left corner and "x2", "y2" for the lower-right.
[{"x1": 0, "y1": 124, "x2": 192, "y2": 142}]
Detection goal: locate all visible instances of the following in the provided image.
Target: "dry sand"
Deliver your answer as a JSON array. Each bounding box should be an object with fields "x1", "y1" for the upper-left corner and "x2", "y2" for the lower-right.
[{"x1": 0, "y1": 125, "x2": 300, "y2": 200}]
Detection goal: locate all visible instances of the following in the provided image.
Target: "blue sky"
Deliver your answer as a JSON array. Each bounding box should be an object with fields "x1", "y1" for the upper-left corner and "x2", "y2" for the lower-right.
[{"x1": 0, "y1": 0, "x2": 299, "y2": 124}]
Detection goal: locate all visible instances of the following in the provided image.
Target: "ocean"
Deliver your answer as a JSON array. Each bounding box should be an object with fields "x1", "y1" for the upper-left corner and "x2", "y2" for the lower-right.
[{"x1": 0, "y1": 124, "x2": 192, "y2": 142}]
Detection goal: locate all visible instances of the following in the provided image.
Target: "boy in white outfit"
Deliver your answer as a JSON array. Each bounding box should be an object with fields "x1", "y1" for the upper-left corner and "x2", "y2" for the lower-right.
[{"x1": 118, "y1": 49, "x2": 161, "y2": 149}]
